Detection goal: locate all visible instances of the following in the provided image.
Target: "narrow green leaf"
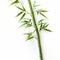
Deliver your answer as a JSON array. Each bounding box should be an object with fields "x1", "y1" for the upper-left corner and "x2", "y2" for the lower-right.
[
  {"x1": 16, "y1": 11, "x2": 23, "y2": 17},
  {"x1": 23, "y1": 20, "x2": 29, "y2": 23},
  {"x1": 24, "y1": 20, "x2": 32, "y2": 27},
  {"x1": 25, "y1": 23, "x2": 32, "y2": 28},
  {"x1": 38, "y1": 20, "x2": 44, "y2": 30},
  {"x1": 38, "y1": 19, "x2": 44, "y2": 25},
  {"x1": 37, "y1": 9, "x2": 48, "y2": 14},
  {"x1": 19, "y1": 20, "x2": 32, "y2": 28},
  {"x1": 44, "y1": 24, "x2": 49, "y2": 28},
  {"x1": 24, "y1": 32, "x2": 33, "y2": 40},
  {"x1": 40, "y1": 12, "x2": 47, "y2": 18},
  {"x1": 15, "y1": 6, "x2": 24, "y2": 11},
  {"x1": 26, "y1": 36, "x2": 33, "y2": 40},
  {"x1": 24, "y1": 32, "x2": 32, "y2": 36},
  {"x1": 19, "y1": 13, "x2": 26, "y2": 21},
  {"x1": 39, "y1": 9, "x2": 48, "y2": 12},
  {"x1": 19, "y1": 21, "x2": 28, "y2": 27},
  {"x1": 44, "y1": 29, "x2": 52, "y2": 32},
  {"x1": 11, "y1": 0, "x2": 19, "y2": 5}
]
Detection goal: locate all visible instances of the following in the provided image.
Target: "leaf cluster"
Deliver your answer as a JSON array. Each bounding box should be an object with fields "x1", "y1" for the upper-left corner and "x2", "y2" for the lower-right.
[
  {"x1": 20, "y1": 18, "x2": 32, "y2": 28},
  {"x1": 36, "y1": 9, "x2": 48, "y2": 18},
  {"x1": 15, "y1": 5, "x2": 26, "y2": 21},
  {"x1": 24, "y1": 32, "x2": 34, "y2": 40},
  {"x1": 38, "y1": 19, "x2": 52, "y2": 32},
  {"x1": 10, "y1": 0, "x2": 52, "y2": 41}
]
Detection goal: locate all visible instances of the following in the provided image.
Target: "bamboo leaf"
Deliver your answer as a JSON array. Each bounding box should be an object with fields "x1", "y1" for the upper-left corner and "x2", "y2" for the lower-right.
[
  {"x1": 23, "y1": 20, "x2": 29, "y2": 23},
  {"x1": 38, "y1": 19, "x2": 44, "y2": 30},
  {"x1": 16, "y1": 11, "x2": 23, "y2": 17},
  {"x1": 40, "y1": 21, "x2": 43, "y2": 30},
  {"x1": 41, "y1": 9, "x2": 48, "y2": 12},
  {"x1": 40, "y1": 12, "x2": 47, "y2": 18},
  {"x1": 38, "y1": 19, "x2": 44, "y2": 25},
  {"x1": 24, "y1": 20, "x2": 32, "y2": 28},
  {"x1": 16, "y1": 5, "x2": 26, "y2": 11},
  {"x1": 44, "y1": 29, "x2": 52, "y2": 32},
  {"x1": 26, "y1": 36, "x2": 33, "y2": 40},
  {"x1": 37, "y1": 9, "x2": 48, "y2": 18},
  {"x1": 20, "y1": 21, "x2": 28, "y2": 27},
  {"x1": 25, "y1": 23, "x2": 32, "y2": 28},
  {"x1": 19, "y1": 20, "x2": 32, "y2": 28},
  {"x1": 24, "y1": 32, "x2": 33, "y2": 40},
  {"x1": 11, "y1": 0, "x2": 19, "y2": 5},
  {"x1": 15, "y1": 6, "x2": 24, "y2": 11},
  {"x1": 37, "y1": 9, "x2": 48, "y2": 12},
  {"x1": 19, "y1": 13, "x2": 26, "y2": 21},
  {"x1": 43, "y1": 24, "x2": 49, "y2": 28}
]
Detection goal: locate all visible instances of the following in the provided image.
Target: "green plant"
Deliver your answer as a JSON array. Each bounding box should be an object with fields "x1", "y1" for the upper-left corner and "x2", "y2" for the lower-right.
[{"x1": 9, "y1": 0, "x2": 52, "y2": 60}]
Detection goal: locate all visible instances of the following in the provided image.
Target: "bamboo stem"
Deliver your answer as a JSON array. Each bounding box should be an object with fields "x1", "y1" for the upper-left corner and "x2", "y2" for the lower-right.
[{"x1": 27, "y1": 0, "x2": 43, "y2": 60}]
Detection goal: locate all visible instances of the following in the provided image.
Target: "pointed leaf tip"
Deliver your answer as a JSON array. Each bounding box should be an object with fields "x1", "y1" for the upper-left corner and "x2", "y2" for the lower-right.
[
  {"x1": 10, "y1": 0, "x2": 19, "y2": 5},
  {"x1": 45, "y1": 29, "x2": 52, "y2": 32}
]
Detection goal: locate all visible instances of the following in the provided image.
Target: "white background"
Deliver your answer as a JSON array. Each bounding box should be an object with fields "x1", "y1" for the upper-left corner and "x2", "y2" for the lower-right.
[{"x1": 0, "y1": 0, "x2": 60, "y2": 60}]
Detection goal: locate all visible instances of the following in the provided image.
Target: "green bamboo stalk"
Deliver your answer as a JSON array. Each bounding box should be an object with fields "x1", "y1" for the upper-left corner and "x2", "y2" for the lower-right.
[{"x1": 27, "y1": 0, "x2": 43, "y2": 60}]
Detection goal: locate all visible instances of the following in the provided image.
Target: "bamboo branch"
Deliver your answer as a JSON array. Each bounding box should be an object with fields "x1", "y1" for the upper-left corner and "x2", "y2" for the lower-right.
[
  {"x1": 9, "y1": 0, "x2": 51, "y2": 60},
  {"x1": 27, "y1": 0, "x2": 43, "y2": 60}
]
